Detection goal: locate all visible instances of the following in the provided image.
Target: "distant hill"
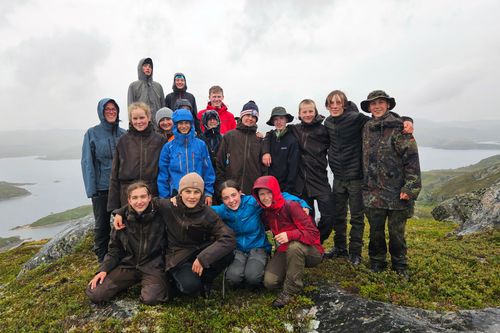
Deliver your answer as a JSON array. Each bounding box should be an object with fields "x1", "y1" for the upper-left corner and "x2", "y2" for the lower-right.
[{"x1": 420, "y1": 154, "x2": 500, "y2": 204}]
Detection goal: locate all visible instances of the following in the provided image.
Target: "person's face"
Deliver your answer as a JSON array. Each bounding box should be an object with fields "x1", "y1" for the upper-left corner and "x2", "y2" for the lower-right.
[
  {"x1": 258, "y1": 188, "x2": 273, "y2": 208},
  {"x1": 103, "y1": 102, "x2": 118, "y2": 124},
  {"x1": 273, "y1": 116, "x2": 287, "y2": 131},
  {"x1": 299, "y1": 103, "x2": 316, "y2": 124},
  {"x1": 181, "y1": 188, "x2": 202, "y2": 208},
  {"x1": 131, "y1": 108, "x2": 150, "y2": 131},
  {"x1": 241, "y1": 115, "x2": 257, "y2": 127},
  {"x1": 207, "y1": 118, "x2": 219, "y2": 129},
  {"x1": 209, "y1": 91, "x2": 224, "y2": 108},
  {"x1": 327, "y1": 95, "x2": 344, "y2": 117},
  {"x1": 175, "y1": 77, "x2": 185, "y2": 89},
  {"x1": 221, "y1": 187, "x2": 242, "y2": 211},
  {"x1": 177, "y1": 120, "x2": 191, "y2": 134},
  {"x1": 369, "y1": 99, "x2": 390, "y2": 119},
  {"x1": 159, "y1": 117, "x2": 173, "y2": 131},
  {"x1": 128, "y1": 187, "x2": 152, "y2": 214},
  {"x1": 142, "y1": 63, "x2": 152, "y2": 76}
]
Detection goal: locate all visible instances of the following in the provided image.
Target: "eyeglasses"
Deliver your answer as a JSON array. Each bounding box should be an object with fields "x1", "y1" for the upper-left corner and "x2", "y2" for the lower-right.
[{"x1": 104, "y1": 108, "x2": 117, "y2": 112}]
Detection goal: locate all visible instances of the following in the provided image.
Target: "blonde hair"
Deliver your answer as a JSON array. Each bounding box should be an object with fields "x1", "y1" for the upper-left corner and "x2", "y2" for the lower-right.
[
  {"x1": 128, "y1": 102, "x2": 151, "y2": 121},
  {"x1": 298, "y1": 99, "x2": 318, "y2": 116},
  {"x1": 209, "y1": 85, "x2": 224, "y2": 95}
]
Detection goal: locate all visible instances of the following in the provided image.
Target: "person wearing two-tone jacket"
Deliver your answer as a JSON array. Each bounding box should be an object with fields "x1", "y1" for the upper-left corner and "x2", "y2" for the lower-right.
[
  {"x1": 127, "y1": 58, "x2": 165, "y2": 122},
  {"x1": 157, "y1": 109, "x2": 215, "y2": 201},
  {"x1": 164, "y1": 73, "x2": 200, "y2": 134},
  {"x1": 81, "y1": 98, "x2": 126, "y2": 262}
]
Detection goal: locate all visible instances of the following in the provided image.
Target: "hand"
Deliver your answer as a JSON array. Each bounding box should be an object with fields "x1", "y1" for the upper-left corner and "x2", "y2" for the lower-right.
[
  {"x1": 113, "y1": 215, "x2": 125, "y2": 230},
  {"x1": 262, "y1": 153, "x2": 272, "y2": 167},
  {"x1": 275, "y1": 232, "x2": 289, "y2": 245},
  {"x1": 205, "y1": 196, "x2": 213, "y2": 206},
  {"x1": 192, "y1": 258, "x2": 204, "y2": 276},
  {"x1": 403, "y1": 121, "x2": 414, "y2": 134},
  {"x1": 256, "y1": 131, "x2": 264, "y2": 139},
  {"x1": 170, "y1": 196, "x2": 178, "y2": 206},
  {"x1": 88, "y1": 271, "x2": 107, "y2": 289},
  {"x1": 400, "y1": 192, "x2": 410, "y2": 200},
  {"x1": 302, "y1": 208, "x2": 310, "y2": 216}
]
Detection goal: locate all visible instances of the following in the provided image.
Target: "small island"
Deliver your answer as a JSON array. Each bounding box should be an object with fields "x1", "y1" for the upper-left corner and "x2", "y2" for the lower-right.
[
  {"x1": 0, "y1": 181, "x2": 31, "y2": 200},
  {"x1": 29, "y1": 205, "x2": 92, "y2": 228}
]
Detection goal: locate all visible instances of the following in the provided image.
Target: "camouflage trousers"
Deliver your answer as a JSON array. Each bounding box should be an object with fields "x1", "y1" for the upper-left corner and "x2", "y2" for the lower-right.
[
  {"x1": 331, "y1": 179, "x2": 365, "y2": 255},
  {"x1": 365, "y1": 207, "x2": 409, "y2": 269}
]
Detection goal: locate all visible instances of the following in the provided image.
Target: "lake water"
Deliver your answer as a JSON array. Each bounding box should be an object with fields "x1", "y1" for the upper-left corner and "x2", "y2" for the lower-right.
[{"x1": 1, "y1": 148, "x2": 500, "y2": 239}]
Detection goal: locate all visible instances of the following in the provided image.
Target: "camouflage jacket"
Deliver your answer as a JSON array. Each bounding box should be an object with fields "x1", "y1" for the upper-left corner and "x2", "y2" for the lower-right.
[{"x1": 362, "y1": 112, "x2": 421, "y2": 210}]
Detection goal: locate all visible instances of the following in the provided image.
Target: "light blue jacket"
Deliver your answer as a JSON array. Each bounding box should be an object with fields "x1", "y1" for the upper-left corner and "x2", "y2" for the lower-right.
[
  {"x1": 157, "y1": 109, "x2": 215, "y2": 197},
  {"x1": 211, "y1": 193, "x2": 310, "y2": 253},
  {"x1": 81, "y1": 98, "x2": 126, "y2": 198}
]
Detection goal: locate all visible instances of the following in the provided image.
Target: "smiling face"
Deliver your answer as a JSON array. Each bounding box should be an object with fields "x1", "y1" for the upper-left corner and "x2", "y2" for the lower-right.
[
  {"x1": 327, "y1": 95, "x2": 345, "y2": 117},
  {"x1": 298, "y1": 102, "x2": 316, "y2": 124},
  {"x1": 128, "y1": 187, "x2": 151, "y2": 214},
  {"x1": 241, "y1": 114, "x2": 257, "y2": 127},
  {"x1": 207, "y1": 118, "x2": 219, "y2": 129},
  {"x1": 175, "y1": 77, "x2": 185, "y2": 89},
  {"x1": 273, "y1": 116, "x2": 287, "y2": 131},
  {"x1": 177, "y1": 120, "x2": 191, "y2": 134},
  {"x1": 369, "y1": 98, "x2": 390, "y2": 119},
  {"x1": 221, "y1": 187, "x2": 242, "y2": 211},
  {"x1": 257, "y1": 188, "x2": 273, "y2": 208},
  {"x1": 209, "y1": 91, "x2": 224, "y2": 108},
  {"x1": 130, "y1": 107, "x2": 150, "y2": 131},
  {"x1": 103, "y1": 102, "x2": 118, "y2": 124},
  {"x1": 181, "y1": 188, "x2": 202, "y2": 208},
  {"x1": 159, "y1": 117, "x2": 173, "y2": 131}
]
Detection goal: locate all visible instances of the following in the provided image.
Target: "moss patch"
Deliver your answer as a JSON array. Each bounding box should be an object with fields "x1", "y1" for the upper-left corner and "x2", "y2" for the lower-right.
[{"x1": 30, "y1": 205, "x2": 92, "y2": 227}]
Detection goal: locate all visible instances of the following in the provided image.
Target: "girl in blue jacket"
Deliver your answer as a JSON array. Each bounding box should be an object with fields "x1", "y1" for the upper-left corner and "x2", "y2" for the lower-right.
[
  {"x1": 157, "y1": 109, "x2": 216, "y2": 205},
  {"x1": 211, "y1": 180, "x2": 309, "y2": 288}
]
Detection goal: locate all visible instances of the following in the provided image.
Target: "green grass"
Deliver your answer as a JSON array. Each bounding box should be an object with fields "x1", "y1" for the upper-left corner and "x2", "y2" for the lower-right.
[
  {"x1": 30, "y1": 205, "x2": 92, "y2": 227},
  {"x1": 0, "y1": 181, "x2": 31, "y2": 200},
  {"x1": 0, "y1": 236, "x2": 21, "y2": 249},
  {"x1": 0, "y1": 217, "x2": 498, "y2": 332}
]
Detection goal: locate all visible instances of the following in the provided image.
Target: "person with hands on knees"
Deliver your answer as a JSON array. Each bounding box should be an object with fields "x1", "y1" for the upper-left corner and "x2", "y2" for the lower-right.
[
  {"x1": 115, "y1": 173, "x2": 235, "y2": 299},
  {"x1": 252, "y1": 176, "x2": 324, "y2": 308},
  {"x1": 86, "y1": 182, "x2": 168, "y2": 305}
]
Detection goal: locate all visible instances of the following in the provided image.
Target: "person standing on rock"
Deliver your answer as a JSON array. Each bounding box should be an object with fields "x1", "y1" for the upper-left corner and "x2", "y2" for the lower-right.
[
  {"x1": 86, "y1": 182, "x2": 169, "y2": 305},
  {"x1": 361, "y1": 90, "x2": 421, "y2": 279},
  {"x1": 81, "y1": 98, "x2": 126, "y2": 262}
]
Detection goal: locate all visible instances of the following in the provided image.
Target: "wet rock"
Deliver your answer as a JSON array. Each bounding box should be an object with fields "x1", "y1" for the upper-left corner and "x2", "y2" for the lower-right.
[
  {"x1": 17, "y1": 214, "x2": 94, "y2": 278},
  {"x1": 459, "y1": 180, "x2": 500, "y2": 235},
  {"x1": 431, "y1": 191, "x2": 483, "y2": 223},
  {"x1": 311, "y1": 284, "x2": 500, "y2": 333}
]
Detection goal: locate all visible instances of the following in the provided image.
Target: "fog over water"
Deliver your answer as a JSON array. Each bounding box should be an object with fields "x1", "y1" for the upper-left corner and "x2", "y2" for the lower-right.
[{"x1": 1, "y1": 148, "x2": 500, "y2": 239}]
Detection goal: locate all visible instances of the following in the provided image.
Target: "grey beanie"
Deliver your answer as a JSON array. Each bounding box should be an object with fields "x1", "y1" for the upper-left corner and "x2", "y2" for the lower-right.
[
  {"x1": 179, "y1": 172, "x2": 204, "y2": 193},
  {"x1": 155, "y1": 107, "x2": 174, "y2": 126}
]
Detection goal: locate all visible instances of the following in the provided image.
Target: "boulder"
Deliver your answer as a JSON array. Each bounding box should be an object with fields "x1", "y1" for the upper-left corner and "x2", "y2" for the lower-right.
[
  {"x1": 431, "y1": 191, "x2": 483, "y2": 223},
  {"x1": 312, "y1": 284, "x2": 500, "y2": 332},
  {"x1": 17, "y1": 214, "x2": 94, "y2": 278}
]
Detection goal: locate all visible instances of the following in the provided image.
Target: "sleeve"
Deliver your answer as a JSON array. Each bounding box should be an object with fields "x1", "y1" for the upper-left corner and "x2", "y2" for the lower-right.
[
  {"x1": 396, "y1": 133, "x2": 422, "y2": 200},
  {"x1": 228, "y1": 115, "x2": 236, "y2": 132},
  {"x1": 261, "y1": 131, "x2": 272, "y2": 155},
  {"x1": 107, "y1": 143, "x2": 122, "y2": 212},
  {"x1": 159, "y1": 85, "x2": 166, "y2": 108},
  {"x1": 201, "y1": 142, "x2": 216, "y2": 197},
  {"x1": 164, "y1": 94, "x2": 172, "y2": 109},
  {"x1": 215, "y1": 135, "x2": 229, "y2": 187},
  {"x1": 282, "y1": 192, "x2": 311, "y2": 209},
  {"x1": 196, "y1": 216, "x2": 236, "y2": 268},
  {"x1": 284, "y1": 139, "x2": 300, "y2": 193},
  {"x1": 284, "y1": 202, "x2": 320, "y2": 245},
  {"x1": 81, "y1": 130, "x2": 96, "y2": 198},
  {"x1": 127, "y1": 83, "x2": 134, "y2": 106},
  {"x1": 99, "y1": 229, "x2": 126, "y2": 272},
  {"x1": 157, "y1": 143, "x2": 171, "y2": 198}
]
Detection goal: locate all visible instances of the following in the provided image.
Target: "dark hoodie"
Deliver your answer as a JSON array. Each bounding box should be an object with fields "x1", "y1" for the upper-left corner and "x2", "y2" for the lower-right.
[
  {"x1": 200, "y1": 110, "x2": 222, "y2": 169},
  {"x1": 127, "y1": 58, "x2": 165, "y2": 120},
  {"x1": 252, "y1": 176, "x2": 323, "y2": 255},
  {"x1": 165, "y1": 72, "x2": 199, "y2": 131},
  {"x1": 81, "y1": 98, "x2": 126, "y2": 198}
]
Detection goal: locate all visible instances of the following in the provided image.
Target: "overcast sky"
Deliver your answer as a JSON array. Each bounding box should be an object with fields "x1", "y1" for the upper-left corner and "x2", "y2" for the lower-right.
[{"x1": 1, "y1": 0, "x2": 499, "y2": 131}]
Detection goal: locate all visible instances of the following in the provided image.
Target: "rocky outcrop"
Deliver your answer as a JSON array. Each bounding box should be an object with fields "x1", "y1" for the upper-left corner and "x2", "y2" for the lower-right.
[
  {"x1": 312, "y1": 284, "x2": 500, "y2": 333},
  {"x1": 17, "y1": 214, "x2": 94, "y2": 278},
  {"x1": 431, "y1": 181, "x2": 500, "y2": 235}
]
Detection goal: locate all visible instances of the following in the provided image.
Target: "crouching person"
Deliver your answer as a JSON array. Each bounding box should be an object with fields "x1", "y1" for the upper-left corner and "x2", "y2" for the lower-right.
[
  {"x1": 252, "y1": 176, "x2": 324, "y2": 308},
  {"x1": 86, "y1": 182, "x2": 168, "y2": 305},
  {"x1": 162, "y1": 173, "x2": 236, "y2": 298}
]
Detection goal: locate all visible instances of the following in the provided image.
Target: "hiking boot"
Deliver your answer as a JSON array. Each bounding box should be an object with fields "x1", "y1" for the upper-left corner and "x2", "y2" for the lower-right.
[
  {"x1": 200, "y1": 283, "x2": 212, "y2": 299},
  {"x1": 349, "y1": 254, "x2": 362, "y2": 266},
  {"x1": 324, "y1": 247, "x2": 348, "y2": 259},
  {"x1": 370, "y1": 262, "x2": 387, "y2": 273},
  {"x1": 272, "y1": 291, "x2": 294, "y2": 308},
  {"x1": 394, "y1": 268, "x2": 410, "y2": 281}
]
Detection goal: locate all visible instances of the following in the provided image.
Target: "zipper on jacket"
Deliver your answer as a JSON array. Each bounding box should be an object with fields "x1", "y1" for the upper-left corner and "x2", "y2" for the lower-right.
[
  {"x1": 139, "y1": 136, "x2": 143, "y2": 180},
  {"x1": 185, "y1": 140, "x2": 189, "y2": 173},
  {"x1": 242, "y1": 132, "x2": 249, "y2": 190}
]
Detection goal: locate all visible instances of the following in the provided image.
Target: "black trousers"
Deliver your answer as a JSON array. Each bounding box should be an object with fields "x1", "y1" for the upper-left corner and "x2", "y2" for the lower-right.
[
  {"x1": 91, "y1": 191, "x2": 112, "y2": 262},
  {"x1": 169, "y1": 252, "x2": 234, "y2": 295},
  {"x1": 304, "y1": 193, "x2": 334, "y2": 244}
]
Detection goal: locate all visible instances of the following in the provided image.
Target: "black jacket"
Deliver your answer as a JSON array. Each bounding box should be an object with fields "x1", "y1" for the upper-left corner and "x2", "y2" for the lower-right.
[
  {"x1": 164, "y1": 73, "x2": 200, "y2": 134},
  {"x1": 102, "y1": 203, "x2": 166, "y2": 276},
  {"x1": 324, "y1": 101, "x2": 369, "y2": 181},
  {"x1": 289, "y1": 115, "x2": 331, "y2": 197},
  {"x1": 261, "y1": 127, "x2": 300, "y2": 195}
]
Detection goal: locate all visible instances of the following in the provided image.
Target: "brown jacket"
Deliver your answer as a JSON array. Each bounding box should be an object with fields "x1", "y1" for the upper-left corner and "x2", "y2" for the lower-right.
[{"x1": 156, "y1": 198, "x2": 236, "y2": 271}]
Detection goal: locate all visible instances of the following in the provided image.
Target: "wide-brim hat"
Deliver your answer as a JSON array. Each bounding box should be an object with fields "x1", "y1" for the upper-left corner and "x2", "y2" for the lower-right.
[
  {"x1": 360, "y1": 90, "x2": 396, "y2": 113},
  {"x1": 266, "y1": 106, "x2": 294, "y2": 126}
]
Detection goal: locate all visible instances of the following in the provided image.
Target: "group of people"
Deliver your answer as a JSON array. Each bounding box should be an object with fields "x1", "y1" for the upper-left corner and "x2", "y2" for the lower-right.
[{"x1": 81, "y1": 57, "x2": 422, "y2": 308}]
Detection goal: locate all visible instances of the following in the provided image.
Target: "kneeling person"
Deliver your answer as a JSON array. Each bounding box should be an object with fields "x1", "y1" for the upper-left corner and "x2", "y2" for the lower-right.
[{"x1": 86, "y1": 182, "x2": 168, "y2": 305}]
